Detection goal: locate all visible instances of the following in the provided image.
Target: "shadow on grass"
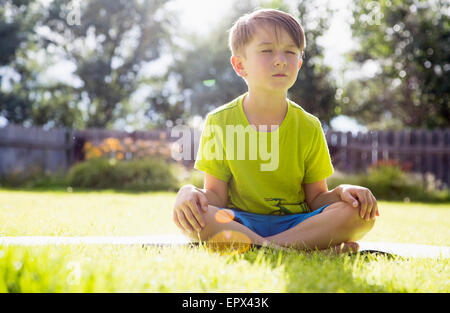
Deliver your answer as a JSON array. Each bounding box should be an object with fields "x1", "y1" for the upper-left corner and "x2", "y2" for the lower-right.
[{"x1": 238, "y1": 247, "x2": 405, "y2": 292}]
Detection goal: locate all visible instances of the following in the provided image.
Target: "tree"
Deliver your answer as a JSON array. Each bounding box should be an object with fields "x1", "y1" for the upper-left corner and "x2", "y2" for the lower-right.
[
  {"x1": 0, "y1": 0, "x2": 37, "y2": 124},
  {"x1": 343, "y1": 0, "x2": 449, "y2": 129},
  {"x1": 38, "y1": 0, "x2": 176, "y2": 128},
  {"x1": 143, "y1": 0, "x2": 253, "y2": 128},
  {"x1": 1, "y1": 0, "x2": 176, "y2": 129},
  {"x1": 288, "y1": 0, "x2": 338, "y2": 127},
  {"x1": 146, "y1": 0, "x2": 338, "y2": 128}
]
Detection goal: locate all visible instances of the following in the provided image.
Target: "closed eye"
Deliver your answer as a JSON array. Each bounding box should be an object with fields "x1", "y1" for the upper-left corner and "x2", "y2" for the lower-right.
[{"x1": 262, "y1": 50, "x2": 297, "y2": 55}]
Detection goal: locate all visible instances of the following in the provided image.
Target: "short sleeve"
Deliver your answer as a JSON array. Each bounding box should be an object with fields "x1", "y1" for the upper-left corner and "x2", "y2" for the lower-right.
[
  {"x1": 194, "y1": 114, "x2": 231, "y2": 182},
  {"x1": 303, "y1": 120, "x2": 334, "y2": 184}
]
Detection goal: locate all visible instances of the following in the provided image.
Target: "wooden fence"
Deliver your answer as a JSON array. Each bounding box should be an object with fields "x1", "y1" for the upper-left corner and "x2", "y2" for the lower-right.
[
  {"x1": 0, "y1": 124, "x2": 73, "y2": 176},
  {"x1": 0, "y1": 124, "x2": 449, "y2": 188},
  {"x1": 326, "y1": 130, "x2": 450, "y2": 188},
  {"x1": 71, "y1": 128, "x2": 201, "y2": 167}
]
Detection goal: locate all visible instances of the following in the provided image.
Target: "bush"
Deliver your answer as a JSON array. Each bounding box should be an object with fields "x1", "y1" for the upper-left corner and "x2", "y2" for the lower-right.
[
  {"x1": 0, "y1": 166, "x2": 67, "y2": 189},
  {"x1": 66, "y1": 158, "x2": 179, "y2": 192},
  {"x1": 170, "y1": 163, "x2": 205, "y2": 190},
  {"x1": 187, "y1": 170, "x2": 205, "y2": 189},
  {"x1": 328, "y1": 165, "x2": 450, "y2": 203}
]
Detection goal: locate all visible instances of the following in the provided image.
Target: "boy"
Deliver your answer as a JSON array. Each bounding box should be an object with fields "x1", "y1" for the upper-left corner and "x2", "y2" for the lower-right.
[{"x1": 173, "y1": 8, "x2": 379, "y2": 253}]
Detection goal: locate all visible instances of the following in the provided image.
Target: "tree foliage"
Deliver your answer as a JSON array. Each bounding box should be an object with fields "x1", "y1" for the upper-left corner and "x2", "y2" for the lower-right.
[
  {"x1": 144, "y1": 0, "x2": 253, "y2": 128},
  {"x1": 343, "y1": 0, "x2": 449, "y2": 129},
  {"x1": 41, "y1": 0, "x2": 175, "y2": 128},
  {"x1": 1, "y1": 0, "x2": 175, "y2": 129},
  {"x1": 147, "y1": 0, "x2": 338, "y2": 128},
  {"x1": 0, "y1": 0, "x2": 37, "y2": 124},
  {"x1": 288, "y1": 0, "x2": 338, "y2": 127}
]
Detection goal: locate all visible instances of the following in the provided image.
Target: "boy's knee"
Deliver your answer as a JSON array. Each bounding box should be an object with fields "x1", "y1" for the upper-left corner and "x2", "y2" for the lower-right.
[
  {"x1": 187, "y1": 205, "x2": 223, "y2": 242},
  {"x1": 203, "y1": 205, "x2": 222, "y2": 224},
  {"x1": 335, "y1": 201, "x2": 375, "y2": 240}
]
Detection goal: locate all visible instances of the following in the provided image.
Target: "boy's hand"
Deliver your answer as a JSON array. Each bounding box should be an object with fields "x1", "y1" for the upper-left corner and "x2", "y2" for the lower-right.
[
  {"x1": 337, "y1": 184, "x2": 379, "y2": 221},
  {"x1": 173, "y1": 185, "x2": 209, "y2": 234}
]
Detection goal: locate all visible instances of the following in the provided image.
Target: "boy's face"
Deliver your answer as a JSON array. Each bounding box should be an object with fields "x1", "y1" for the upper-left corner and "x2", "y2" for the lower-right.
[{"x1": 231, "y1": 24, "x2": 303, "y2": 93}]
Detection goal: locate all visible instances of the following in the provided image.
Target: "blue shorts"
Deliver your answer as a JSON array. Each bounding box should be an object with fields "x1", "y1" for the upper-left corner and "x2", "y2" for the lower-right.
[{"x1": 221, "y1": 204, "x2": 330, "y2": 237}]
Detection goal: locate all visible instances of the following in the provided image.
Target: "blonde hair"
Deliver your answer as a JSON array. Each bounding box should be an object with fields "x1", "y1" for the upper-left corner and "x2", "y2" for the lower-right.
[{"x1": 228, "y1": 8, "x2": 306, "y2": 58}]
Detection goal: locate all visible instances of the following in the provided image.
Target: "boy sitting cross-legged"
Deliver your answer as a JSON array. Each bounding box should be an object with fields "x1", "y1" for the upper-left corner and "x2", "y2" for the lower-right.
[{"x1": 173, "y1": 8, "x2": 378, "y2": 254}]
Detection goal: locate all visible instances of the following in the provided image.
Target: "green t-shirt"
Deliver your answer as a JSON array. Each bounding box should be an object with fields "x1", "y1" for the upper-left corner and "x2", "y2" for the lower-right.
[{"x1": 194, "y1": 93, "x2": 334, "y2": 215}]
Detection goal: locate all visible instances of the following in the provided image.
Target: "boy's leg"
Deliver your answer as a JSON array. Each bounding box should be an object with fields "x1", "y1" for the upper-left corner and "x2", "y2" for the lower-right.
[
  {"x1": 183, "y1": 205, "x2": 283, "y2": 249},
  {"x1": 264, "y1": 201, "x2": 375, "y2": 251}
]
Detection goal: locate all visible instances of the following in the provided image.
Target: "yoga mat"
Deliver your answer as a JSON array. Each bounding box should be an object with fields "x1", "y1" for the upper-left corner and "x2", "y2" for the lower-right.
[{"x1": 1, "y1": 235, "x2": 448, "y2": 258}]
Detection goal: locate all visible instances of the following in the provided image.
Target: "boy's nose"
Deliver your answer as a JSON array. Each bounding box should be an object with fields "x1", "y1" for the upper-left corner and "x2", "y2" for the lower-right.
[{"x1": 273, "y1": 52, "x2": 287, "y2": 67}]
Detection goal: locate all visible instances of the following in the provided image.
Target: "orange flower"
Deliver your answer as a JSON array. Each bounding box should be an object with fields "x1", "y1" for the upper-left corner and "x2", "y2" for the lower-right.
[
  {"x1": 104, "y1": 137, "x2": 123, "y2": 151},
  {"x1": 81, "y1": 136, "x2": 179, "y2": 163},
  {"x1": 123, "y1": 137, "x2": 134, "y2": 146},
  {"x1": 83, "y1": 141, "x2": 93, "y2": 152},
  {"x1": 93, "y1": 147, "x2": 102, "y2": 157},
  {"x1": 85, "y1": 146, "x2": 103, "y2": 159}
]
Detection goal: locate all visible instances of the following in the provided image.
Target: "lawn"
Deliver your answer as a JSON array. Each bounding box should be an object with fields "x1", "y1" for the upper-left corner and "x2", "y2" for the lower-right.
[{"x1": 0, "y1": 189, "x2": 449, "y2": 292}]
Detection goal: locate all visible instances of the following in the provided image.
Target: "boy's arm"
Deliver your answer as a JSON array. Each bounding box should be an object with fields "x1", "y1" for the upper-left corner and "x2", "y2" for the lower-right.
[
  {"x1": 193, "y1": 187, "x2": 227, "y2": 209},
  {"x1": 303, "y1": 180, "x2": 379, "y2": 220},
  {"x1": 303, "y1": 179, "x2": 341, "y2": 212},
  {"x1": 183, "y1": 173, "x2": 228, "y2": 209}
]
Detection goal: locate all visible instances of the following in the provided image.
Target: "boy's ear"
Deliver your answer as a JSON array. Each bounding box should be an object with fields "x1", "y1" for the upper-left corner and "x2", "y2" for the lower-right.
[
  {"x1": 230, "y1": 55, "x2": 246, "y2": 77},
  {"x1": 298, "y1": 59, "x2": 303, "y2": 70}
]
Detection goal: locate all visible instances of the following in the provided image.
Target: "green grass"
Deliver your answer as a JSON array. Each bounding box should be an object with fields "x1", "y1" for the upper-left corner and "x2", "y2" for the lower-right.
[
  {"x1": 0, "y1": 189, "x2": 180, "y2": 236},
  {"x1": 0, "y1": 189, "x2": 449, "y2": 292}
]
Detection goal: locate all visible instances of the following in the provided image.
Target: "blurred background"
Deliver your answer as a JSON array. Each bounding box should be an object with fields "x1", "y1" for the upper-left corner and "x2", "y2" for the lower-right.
[{"x1": 0, "y1": 0, "x2": 448, "y2": 202}]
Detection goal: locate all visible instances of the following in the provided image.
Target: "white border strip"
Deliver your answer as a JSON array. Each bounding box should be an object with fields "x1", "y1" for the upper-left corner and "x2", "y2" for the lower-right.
[
  {"x1": 0, "y1": 235, "x2": 191, "y2": 246},
  {"x1": 0, "y1": 236, "x2": 448, "y2": 258},
  {"x1": 358, "y1": 241, "x2": 450, "y2": 258}
]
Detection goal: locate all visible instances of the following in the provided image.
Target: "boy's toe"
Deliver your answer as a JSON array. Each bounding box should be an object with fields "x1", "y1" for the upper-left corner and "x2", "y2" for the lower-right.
[
  {"x1": 340, "y1": 242, "x2": 360, "y2": 253},
  {"x1": 332, "y1": 242, "x2": 360, "y2": 254}
]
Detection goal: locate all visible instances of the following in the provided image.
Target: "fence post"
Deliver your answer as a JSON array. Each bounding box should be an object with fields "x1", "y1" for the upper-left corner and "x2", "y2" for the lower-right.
[
  {"x1": 434, "y1": 129, "x2": 443, "y2": 186},
  {"x1": 392, "y1": 130, "x2": 400, "y2": 163},
  {"x1": 65, "y1": 128, "x2": 73, "y2": 171},
  {"x1": 357, "y1": 132, "x2": 365, "y2": 172},
  {"x1": 445, "y1": 130, "x2": 450, "y2": 188},
  {"x1": 345, "y1": 132, "x2": 353, "y2": 173},
  {"x1": 335, "y1": 132, "x2": 343, "y2": 169},
  {"x1": 420, "y1": 129, "x2": 426, "y2": 175},
  {"x1": 363, "y1": 132, "x2": 371, "y2": 172},
  {"x1": 376, "y1": 131, "x2": 382, "y2": 163},
  {"x1": 426, "y1": 130, "x2": 433, "y2": 177}
]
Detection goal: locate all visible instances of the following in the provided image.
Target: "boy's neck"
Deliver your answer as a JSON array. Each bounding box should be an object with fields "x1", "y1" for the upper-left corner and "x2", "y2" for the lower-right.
[{"x1": 243, "y1": 90, "x2": 288, "y2": 127}]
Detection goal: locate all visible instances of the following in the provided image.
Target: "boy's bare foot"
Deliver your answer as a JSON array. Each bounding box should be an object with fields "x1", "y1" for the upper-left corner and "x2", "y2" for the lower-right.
[{"x1": 321, "y1": 242, "x2": 360, "y2": 255}]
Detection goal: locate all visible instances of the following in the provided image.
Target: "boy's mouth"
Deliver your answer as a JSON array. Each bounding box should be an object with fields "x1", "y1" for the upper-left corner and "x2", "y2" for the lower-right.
[{"x1": 272, "y1": 74, "x2": 287, "y2": 77}]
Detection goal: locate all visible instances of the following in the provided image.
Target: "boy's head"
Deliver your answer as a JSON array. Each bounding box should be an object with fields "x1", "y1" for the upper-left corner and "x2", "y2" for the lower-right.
[
  {"x1": 228, "y1": 8, "x2": 306, "y2": 91},
  {"x1": 228, "y1": 8, "x2": 306, "y2": 58}
]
